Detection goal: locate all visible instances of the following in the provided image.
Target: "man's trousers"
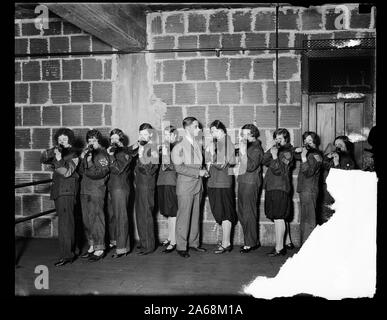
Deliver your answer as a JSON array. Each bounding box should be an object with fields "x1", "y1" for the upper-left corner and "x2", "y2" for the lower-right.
[{"x1": 176, "y1": 191, "x2": 202, "y2": 251}]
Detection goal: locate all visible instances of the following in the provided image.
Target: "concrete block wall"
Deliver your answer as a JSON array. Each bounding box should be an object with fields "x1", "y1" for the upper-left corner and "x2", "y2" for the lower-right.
[
  {"x1": 15, "y1": 4, "x2": 376, "y2": 246},
  {"x1": 147, "y1": 4, "x2": 376, "y2": 246},
  {"x1": 15, "y1": 16, "x2": 115, "y2": 238}
]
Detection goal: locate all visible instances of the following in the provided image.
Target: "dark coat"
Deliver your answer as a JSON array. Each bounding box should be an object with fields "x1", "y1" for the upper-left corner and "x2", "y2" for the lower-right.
[
  {"x1": 107, "y1": 146, "x2": 133, "y2": 191},
  {"x1": 323, "y1": 151, "x2": 356, "y2": 172},
  {"x1": 41, "y1": 147, "x2": 80, "y2": 200},
  {"x1": 129, "y1": 143, "x2": 159, "y2": 190},
  {"x1": 237, "y1": 139, "x2": 264, "y2": 186},
  {"x1": 263, "y1": 143, "x2": 294, "y2": 193},
  {"x1": 321, "y1": 151, "x2": 356, "y2": 192},
  {"x1": 79, "y1": 147, "x2": 110, "y2": 197},
  {"x1": 206, "y1": 135, "x2": 236, "y2": 188},
  {"x1": 294, "y1": 148, "x2": 323, "y2": 194},
  {"x1": 157, "y1": 142, "x2": 177, "y2": 186}
]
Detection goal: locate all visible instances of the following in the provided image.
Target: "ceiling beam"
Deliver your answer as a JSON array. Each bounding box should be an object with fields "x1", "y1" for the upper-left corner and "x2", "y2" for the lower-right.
[{"x1": 44, "y1": 3, "x2": 146, "y2": 51}]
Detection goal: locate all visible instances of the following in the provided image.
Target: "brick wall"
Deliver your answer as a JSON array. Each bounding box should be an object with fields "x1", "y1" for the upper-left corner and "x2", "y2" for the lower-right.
[
  {"x1": 15, "y1": 16, "x2": 115, "y2": 237},
  {"x1": 147, "y1": 4, "x2": 376, "y2": 246}
]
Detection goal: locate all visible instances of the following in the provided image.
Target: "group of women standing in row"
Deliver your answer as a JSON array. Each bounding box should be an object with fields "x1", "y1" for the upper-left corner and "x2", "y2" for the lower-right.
[{"x1": 41, "y1": 117, "x2": 356, "y2": 266}]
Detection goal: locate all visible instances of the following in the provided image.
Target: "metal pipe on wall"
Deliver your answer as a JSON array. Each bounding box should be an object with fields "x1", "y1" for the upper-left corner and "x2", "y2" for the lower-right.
[
  {"x1": 275, "y1": 3, "x2": 279, "y2": 130},
  {"x1": 15, "y1": 46, "x2": 307, "y2": 58},
  {"x1": 14, "y1": 44, "x2": 375, "y2": 58}
]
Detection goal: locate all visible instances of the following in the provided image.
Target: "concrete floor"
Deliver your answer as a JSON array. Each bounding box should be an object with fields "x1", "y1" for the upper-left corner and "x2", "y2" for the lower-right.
[{"x1": 15, "y1": 238, "x2": 298, "y2": 295}]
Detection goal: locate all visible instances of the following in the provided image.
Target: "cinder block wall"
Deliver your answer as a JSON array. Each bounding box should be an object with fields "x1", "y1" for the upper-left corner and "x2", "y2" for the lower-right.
[
  {"x1": 15, "y1": 4, "x2": 376, "y2": 246},
  {"x1": 146, "y1": 5, "x2": 376, "y2": 246},
  {"x1": 15, "y1": 16, "x2": 115, "y2": 237}
]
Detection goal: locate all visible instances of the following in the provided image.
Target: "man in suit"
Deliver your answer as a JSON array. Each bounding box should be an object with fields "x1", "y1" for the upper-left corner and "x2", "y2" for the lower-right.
[{"x1": 171, "y1": 117, "x2": 209, "y2": 258}]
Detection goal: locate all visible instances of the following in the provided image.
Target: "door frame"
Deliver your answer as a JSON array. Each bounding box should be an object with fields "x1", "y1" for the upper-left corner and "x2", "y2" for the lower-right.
[
  {"x1": 301, "y1": 93, "x2": 373, "y2": 137},
  {"x1": 301, "y1": 93, "x2": 374, "y2": 168}
]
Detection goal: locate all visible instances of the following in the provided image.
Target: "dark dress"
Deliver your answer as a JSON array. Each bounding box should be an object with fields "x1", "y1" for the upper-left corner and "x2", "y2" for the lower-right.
[
  {"x1": 206, "y1": 135, "x2": 236, "y2": 225},
  {"x1": 263, "y1": 143, "x2": 294, "y2": 221},
  {"x1": 157, "y1": 142, "x2": 178, "y2": 218}
]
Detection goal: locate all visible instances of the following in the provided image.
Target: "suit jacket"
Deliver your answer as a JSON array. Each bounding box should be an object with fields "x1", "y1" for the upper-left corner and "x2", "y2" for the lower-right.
[{"x1": 171, "y1": 135, "x2": 203, "y2": 196}]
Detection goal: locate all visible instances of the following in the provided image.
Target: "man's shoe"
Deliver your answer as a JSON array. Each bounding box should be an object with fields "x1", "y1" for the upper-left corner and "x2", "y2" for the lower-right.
[
  {"x1": 285, "y1": 243, "x2": 295, "y2": 250},
  {"x1": 240, "y1": 245, "x2": 259, "y2": 253},
  {"x1": 214, "y1": 245, "x2": 232, "y2": 254},
  {"x1": 88, "y1": 252, "x2": 105, "y2": 262},
  {"x1": 267, "y1": 247, "x2": 287, "y2": 257},
  {"x1": 80, "y1": 251, "x2": 94, "y2": 259},
  {"x1": 162, "y1": 244, "x2": 176, "y2": 253},
  {"x1": 54, "y1": 257, "x2": 74, "y2": 267},
  {"x1": 177, "y1": 250, "x2": 190, "y2": 258},
  {"x1": 189, "y1": 246, "x2": 207, "y2": 252}
]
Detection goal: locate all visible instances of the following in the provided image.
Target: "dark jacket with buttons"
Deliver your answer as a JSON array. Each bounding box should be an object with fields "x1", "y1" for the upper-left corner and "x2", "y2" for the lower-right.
[
  {"x1": 41, "y1": 147, "x2": 80, "y2": 200},
  {"x1": 157, "y1": 142, "x2": 177, "y2": 186},
  {"x1": 323, "y1": 151, "x2": 356, "y2": 172},
  {"x1": 263, "y1": 143, "x2": 294, "y2": 193},
  {"x1": 294, "y1": 148, "x2": 323, "y2": 194},
  {"x1": 107, "y1": 147, "x2": 133, "y2": 191},
  {"x1": 129, "y1": 142, "x2": 159, "y2": 190},
  {"x1": 321, "y1": 151, "x2": 356, "y2": 184},
  {"x1": 237, "y1": 139, "x2": 264, "y2": 186},
  {"x1": 79, "y1": 148, "x2": 110, "y2": 197}
]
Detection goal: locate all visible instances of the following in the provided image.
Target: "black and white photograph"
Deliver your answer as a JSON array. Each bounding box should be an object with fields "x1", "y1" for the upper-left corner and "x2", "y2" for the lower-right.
[{"x1": 13, "y1": 1, "x2": 382, "y2": 308}]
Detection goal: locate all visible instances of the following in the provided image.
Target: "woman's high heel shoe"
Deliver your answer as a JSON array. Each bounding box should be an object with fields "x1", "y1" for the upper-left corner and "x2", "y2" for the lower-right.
[
  {"x1": 162, "y1": 244, "x2": 176, "y2": 253},
  {"x1": 214, "y1": 245, "x2": 232, "y2": 254},
  {"x1": 267, "y1": 247, "x2": 287, "y2": 256},
  {"x1": 160, "y1": 240, "x2": 170, "y2": 247},
  {"x1": 88, "y1": 251, "x2": 105, "y2": 262},
  {"x1": 112, "y1": 252, "x2": 129, "y2": 258},
  {"x1": 240, "y1": 245, "x2": 259, "y2": 253},
  {"x1": 285, "y1": 243, "x2": 295, "y2": 250},
  {"x1": 80, "y1": 251, "x2": 94, "y2": 259}
]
